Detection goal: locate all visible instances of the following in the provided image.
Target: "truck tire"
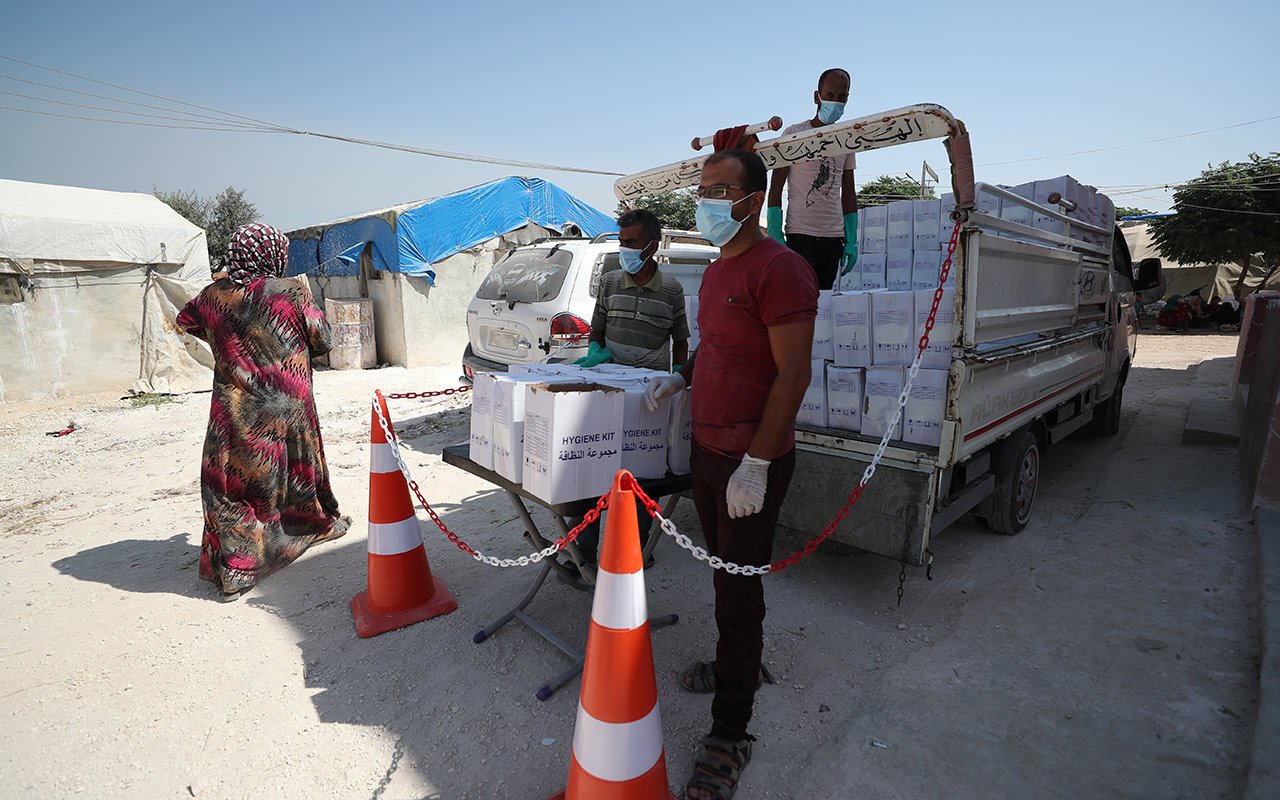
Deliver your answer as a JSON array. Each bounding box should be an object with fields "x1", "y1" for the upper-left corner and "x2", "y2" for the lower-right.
[
  {"x1": 983, "y1": 431, "x2": 1040, "y2": 535},
  {"x1": 1091, "y1": 380, "x2": 1123, "y2": 436}
]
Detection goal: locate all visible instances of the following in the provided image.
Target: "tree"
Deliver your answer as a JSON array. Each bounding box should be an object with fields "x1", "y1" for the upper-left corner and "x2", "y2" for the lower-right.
[
  {"x1": 616, "y1": 189, "x2": 697, "y2": 231},
  {"x1": 1149, "y1": 153, "x2": 1280, "y2": 299},
  {"x1": 155, "y1": 185, "x2": 260, "y2": 267},
  {"x1": 1115, "y1": 206, "x2": 1154, "y2": 220},
  {"x1": 856, "y1": 175, "x2": 935, "y2": 208}
]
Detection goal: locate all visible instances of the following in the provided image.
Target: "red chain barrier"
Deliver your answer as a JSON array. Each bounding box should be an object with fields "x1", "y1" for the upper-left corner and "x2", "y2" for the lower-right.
[
  {"x1": 404, "y1": 468, "x2": 608, "y2": 562},
  {"x1": 386, "y1": 386, "x2": 472, "y2": 400}
]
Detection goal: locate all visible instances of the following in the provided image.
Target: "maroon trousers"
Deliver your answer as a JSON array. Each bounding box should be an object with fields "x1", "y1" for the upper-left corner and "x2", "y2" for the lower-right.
[{"x1": 691, "y1": 442, "x2": 797, "y2": 741}]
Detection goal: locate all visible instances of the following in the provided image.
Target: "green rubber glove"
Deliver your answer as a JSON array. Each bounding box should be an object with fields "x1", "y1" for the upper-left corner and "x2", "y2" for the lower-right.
[
  {"x1": 767, "y1": 206, "x2": 785, "y2": 244},
  {"x1": 841, "y1": 211, "x2": 859, "y2": 275},
  {"x1": 574, "y1": 341, "x2": 614, "y2": 367}
]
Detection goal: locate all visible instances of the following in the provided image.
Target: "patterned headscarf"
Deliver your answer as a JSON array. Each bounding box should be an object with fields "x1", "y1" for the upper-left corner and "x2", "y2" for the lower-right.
[{"x1": 226, "y1": 223, "x2": 290, "y2": 286}]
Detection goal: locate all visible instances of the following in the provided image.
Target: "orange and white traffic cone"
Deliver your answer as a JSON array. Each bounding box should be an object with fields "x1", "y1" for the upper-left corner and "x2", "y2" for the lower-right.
[
  {"x1": 549, "y1": 471, "x2": 675, "y2": 800},
  {"x1": 350, "y1": 390, "x2": 457, "y2": 638}
]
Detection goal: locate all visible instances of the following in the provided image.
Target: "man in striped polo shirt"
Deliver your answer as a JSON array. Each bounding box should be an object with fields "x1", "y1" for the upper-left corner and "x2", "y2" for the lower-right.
[
  {"x1": 587, "y1": 208, "x2": 690, "y2": 371},
  {"x1": 569, "y1": 209, "x2": 690, "y2": 570}
]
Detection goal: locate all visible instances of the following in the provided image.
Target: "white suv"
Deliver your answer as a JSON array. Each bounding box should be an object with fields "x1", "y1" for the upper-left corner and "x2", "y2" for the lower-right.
[{"x1": 462, "y1": 231, "x2": 716, "y2": 380}]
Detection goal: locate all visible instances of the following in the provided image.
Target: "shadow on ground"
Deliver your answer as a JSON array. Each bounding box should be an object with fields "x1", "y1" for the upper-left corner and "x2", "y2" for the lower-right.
[{"x1": 51, "y1": 532, "x2": 214, "y2": 600}]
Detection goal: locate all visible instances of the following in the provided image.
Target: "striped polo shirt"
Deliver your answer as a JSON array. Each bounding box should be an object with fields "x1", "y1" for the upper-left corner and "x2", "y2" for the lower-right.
[{"x1": 590, "y1": 267, "x2": 690, "y2": 370}]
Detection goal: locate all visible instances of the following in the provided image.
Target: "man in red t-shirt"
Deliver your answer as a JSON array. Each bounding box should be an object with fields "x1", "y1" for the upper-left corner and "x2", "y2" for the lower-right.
[{"x1": 646, "y1": 149, "x2": 818, "y2": 800}]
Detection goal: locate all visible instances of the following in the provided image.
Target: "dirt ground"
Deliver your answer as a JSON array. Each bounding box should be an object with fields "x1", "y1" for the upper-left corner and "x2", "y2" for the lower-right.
[{"x1": 0, "y1": 331, "x2": 1257, "y2": 799}]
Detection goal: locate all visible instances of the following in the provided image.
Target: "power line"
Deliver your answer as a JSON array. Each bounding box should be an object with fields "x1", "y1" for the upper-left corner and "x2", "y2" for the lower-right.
[
  {"x1": 0, "y1": 54, "x2": 624, "y2": 177},
  {"x1": 0, "y1": 73, "x2": 269, "y2": 129},
  {"x1": 0, "y1": 104, "x2": 290, "y2": 132},
  {"x1": 1171, "y1": 202, "x2": 1280, "y2": 217},
  {"x1": 0, "y1": 54, "x2": 278, "y2": 128},
  {"x1": 976, "y1": 115, "x2": 1280, "y2": 167},
  {"x1": 0, "y1": 89, "x2": 275, "y2": 130}
]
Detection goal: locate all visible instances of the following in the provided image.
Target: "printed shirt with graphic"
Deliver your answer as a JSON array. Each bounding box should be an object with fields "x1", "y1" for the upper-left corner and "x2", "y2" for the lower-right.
[
  {"x1": 782, "y1": 120, "x2": 856, "y2": 238},
  {"x1": 692, "y1": 238, "x2": 819, "y2": 460}
]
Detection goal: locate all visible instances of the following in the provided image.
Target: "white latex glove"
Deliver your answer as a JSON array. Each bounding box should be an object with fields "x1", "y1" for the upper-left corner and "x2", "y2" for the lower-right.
[
  {"x1": 726, "y1": 454, "x2": 770, "y2": 519},
  {"x1": 644, "y1": 372, "x2": 686, "y2": 412}
]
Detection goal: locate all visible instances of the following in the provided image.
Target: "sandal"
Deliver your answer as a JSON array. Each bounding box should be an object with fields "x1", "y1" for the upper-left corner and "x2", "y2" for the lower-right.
[
  {"x1": 679, "y1": 660, "x2": 773, "y2": 694},
  {"x1": 686, "y1": 734, "x2": 754, "y2": 800}
]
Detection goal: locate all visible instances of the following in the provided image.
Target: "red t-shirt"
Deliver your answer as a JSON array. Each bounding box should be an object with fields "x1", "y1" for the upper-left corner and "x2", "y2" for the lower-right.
[{"x1": 691, "y1": 237, "x2": 819, "y2": 459}]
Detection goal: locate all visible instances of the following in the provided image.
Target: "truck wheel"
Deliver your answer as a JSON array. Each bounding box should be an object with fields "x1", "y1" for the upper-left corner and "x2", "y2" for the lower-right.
[
  {"x1": 984, "y1": 431, "x2": 1040, "y2": 535},
  {"x1": 1091, "y1": 381, "x2": 1123, "y2": 436}
]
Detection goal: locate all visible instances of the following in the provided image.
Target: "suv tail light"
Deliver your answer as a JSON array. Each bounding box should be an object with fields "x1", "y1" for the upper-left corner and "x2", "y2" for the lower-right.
[{"x1": 550, "y1": 312, "x2": 591, "y2": 344}]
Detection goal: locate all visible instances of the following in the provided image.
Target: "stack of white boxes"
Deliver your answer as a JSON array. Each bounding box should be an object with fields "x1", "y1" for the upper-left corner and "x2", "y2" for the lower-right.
[
  {"x1": 466, "y1": 362, "x2": 689, "y2": 506},
  {"x1": 812, "y1": 194, "x2": 962, "y2": 449}
]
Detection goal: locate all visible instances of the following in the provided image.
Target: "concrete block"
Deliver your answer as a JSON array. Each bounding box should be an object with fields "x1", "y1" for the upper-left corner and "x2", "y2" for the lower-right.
[{"x1": 1183, "y1": 397, "x2": 1240, "y2": 445}]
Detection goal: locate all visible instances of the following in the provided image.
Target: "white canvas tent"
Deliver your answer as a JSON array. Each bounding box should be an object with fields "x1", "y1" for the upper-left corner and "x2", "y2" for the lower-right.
[
  {"x1": 0, "y1": 179, "x2": 213, "y2": 402},
  {"x1": 1121, "y1": 221, "x2": 1276, "y2": 300}
]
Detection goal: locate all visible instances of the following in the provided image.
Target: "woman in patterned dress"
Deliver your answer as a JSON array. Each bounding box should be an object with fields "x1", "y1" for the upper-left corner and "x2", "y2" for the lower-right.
[{"x1": 177, "y1": 223, "x2": 350, "y2": 598}]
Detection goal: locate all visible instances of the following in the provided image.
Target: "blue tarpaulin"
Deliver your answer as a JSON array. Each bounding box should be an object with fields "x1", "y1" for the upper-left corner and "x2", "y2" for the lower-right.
[{"x1": 286, "y1": 176, "x2": 616, "y2": 285}]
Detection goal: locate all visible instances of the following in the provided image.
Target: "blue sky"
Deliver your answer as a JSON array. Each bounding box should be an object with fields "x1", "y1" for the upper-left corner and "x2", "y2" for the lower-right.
[{"x1": 2, "y1": 0, "x2": 1277, "y2": 229}]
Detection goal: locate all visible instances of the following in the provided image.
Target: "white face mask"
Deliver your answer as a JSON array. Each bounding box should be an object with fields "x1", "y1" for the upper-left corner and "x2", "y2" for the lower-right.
[{"x1": 695, "y1": 196, "x2": 752, "y2": 246}]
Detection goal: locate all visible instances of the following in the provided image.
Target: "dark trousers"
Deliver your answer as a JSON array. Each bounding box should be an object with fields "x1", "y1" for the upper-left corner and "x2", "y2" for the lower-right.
[
  {"x1": 573, "y1": 497, "x2": 652, "y2": 561},
  {"x1": 691, "y1": 442, "x2": 797, "y2": 741},
  {"x1": 785, "y1": 233, "x2": 844, "y2": 291}
]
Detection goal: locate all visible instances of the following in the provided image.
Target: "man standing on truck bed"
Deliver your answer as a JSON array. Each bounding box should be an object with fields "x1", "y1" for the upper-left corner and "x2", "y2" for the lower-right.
[
  {"x1": 646, "y1": 149, "x2": 817, "y2": 800},
  {"x1": 767, "y1": 67, "x2": 858, "y2": 290}
]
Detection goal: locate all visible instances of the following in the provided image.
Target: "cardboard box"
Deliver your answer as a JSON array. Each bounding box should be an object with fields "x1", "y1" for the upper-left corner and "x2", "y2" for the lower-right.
[
  {"x1": 886, "y1": 249, "x2": 914, "y2": 291},
  {"x1": 871, "y1": 290, "x2": 914, "y2": 366},
  {"x1": 590, "y1": 377, "x2": 670, "y2": 479},
  {"x1": 812, "y1": 290, "x2": 834, "y2": 360},
  {"x1": 857, "y1": 252, "x2": 887, "y2": 291},
  {"x1": 913, "y1": 199, "x2": 942, "y2": 251},
  {"x1": 1032, "y1": 176, "x2": 1075, "y2": 237},
  {"x1": 998, "y1": 183, "x2": 1036, "y2": 234},
  {"x1": 832, "y1": 291, "x2": 872, "y2": 368},
  {"x1": 904, "y1": 368, "x2": 948, "y2": 447},
  {"x1": 912, "y1": 248, "x2": 952, "y2": 290},
  {"x1": 834, "y1": 262, "x2": 860, "y2": 293},
  {"x1": 796, "y1": 359, "x2": 829, "y2": 428},
  {"x1": 522, "y1": 382, "x2": 625, "y2": 505},
  {"x1": 913, "y1": 288, "x2": 956, "y2": 369},
  {"x1": 826, "y1": 365, "x2": 863, "y2": 432},
  {"x1": 886, "y1": 200, "x2": 915, "y2": 251},
  {"x1": 510, "y1": 363, "x2": 583, "y2": 376},
  {"x1": 468, "y1": 372, "x2": 497, "y2": 469},
  {"x1": 685, "y1": 295, "x2": 700, "y2": 350},
  {"x1": 863, "y1": 366, "x2": 904, "y2": 440},
  {"x1": 861, "y1": 205, "x2": 888, "y2": 254},
  {"x1": 490, "y1": 374, "x2": 581, "y2": 483},
  {"x1": 667, "y1": 388, "x2": 693, "y2": 475},
  {"x1": 974, "y1": 186, "x2": 1001, "y2": 219}
]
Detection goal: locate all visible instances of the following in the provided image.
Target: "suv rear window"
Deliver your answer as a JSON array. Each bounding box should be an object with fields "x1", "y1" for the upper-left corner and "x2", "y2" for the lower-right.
[{"x1": 476, "y1": 247, "x2": 574, "y2": 303}]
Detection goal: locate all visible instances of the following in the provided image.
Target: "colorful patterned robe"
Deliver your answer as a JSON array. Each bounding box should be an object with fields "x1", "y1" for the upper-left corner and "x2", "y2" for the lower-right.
[{"x1": 177, "y1": 277, "x2": 349, "y2": 592}]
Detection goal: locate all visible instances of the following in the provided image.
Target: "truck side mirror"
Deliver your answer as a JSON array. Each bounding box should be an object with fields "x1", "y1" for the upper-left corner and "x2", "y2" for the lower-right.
[{"x1": 1135, "y1": 258, "x2": 1162, "y2": 291}]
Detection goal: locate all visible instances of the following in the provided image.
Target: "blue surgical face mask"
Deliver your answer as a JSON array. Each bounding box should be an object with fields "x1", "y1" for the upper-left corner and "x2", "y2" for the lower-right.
[
  {"x1": 818, "y1": 100, "x2": 845, "y2": 125},
  {"x1": 695, "y1": 197, "x2": 751, "y2": 246},
  {"x1": 618, "y1": 244, "x2": 650, "y2": 274}
]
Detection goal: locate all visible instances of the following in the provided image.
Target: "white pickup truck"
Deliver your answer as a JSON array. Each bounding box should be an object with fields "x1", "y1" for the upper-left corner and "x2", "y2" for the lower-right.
[{"x1": 613, "y1": 104, "x2": 1164, "y2": 565}]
